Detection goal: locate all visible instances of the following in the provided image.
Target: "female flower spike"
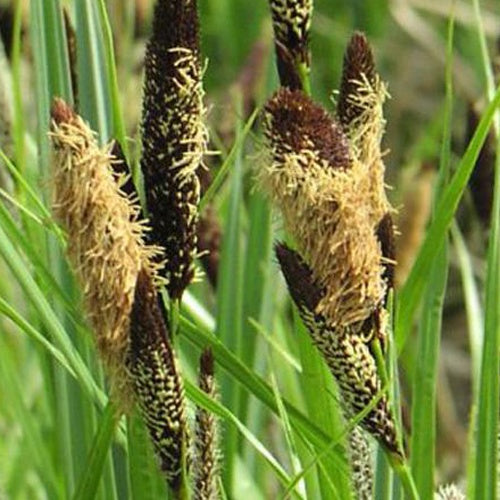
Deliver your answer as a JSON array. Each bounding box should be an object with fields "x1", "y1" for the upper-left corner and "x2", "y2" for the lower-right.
[
  {"x1": 140, "y1": 0, "x2": 206, "y2": 300},
  {"x1": 268, "y1": 0, "x2": 313, "y2": 89},
  {"x1": 275, "y1": 244, "x2": 400, "y2": 456},
  {"x1": 50, "y1": 98, "x2": 162, "y2": 401},
  {"x1": 127, "y1": 269, "x2": 190, "y2": 493}
]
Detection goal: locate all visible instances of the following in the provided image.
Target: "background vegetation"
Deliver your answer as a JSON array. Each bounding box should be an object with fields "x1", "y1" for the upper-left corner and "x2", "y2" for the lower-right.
[{"x1": 0, "y1": 0, "x2": 499, "y2": 498}]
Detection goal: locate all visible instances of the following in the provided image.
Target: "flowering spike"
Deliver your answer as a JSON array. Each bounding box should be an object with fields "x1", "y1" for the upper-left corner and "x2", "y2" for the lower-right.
[
  {"x1": 275, "y1": 243, "x2": 400, "y2": 456},
  {"x1": 337, "y1": 32, "x2": 376, "y2": 128},
  {"x1": 435, "y1": 484, "x2": 466, "y2": 500},
  {"x1": 50, "y1": 98, "x2": 163, "y2": 403},
  {"x1": 268, "y1": 0, "x2": 313, "y2": 90},
  {"x1": 261, "y1": 88, "x2": 391, "y2": 327},
  {"x1": 194, "y1": 348, "x2": 220, "y2": 500},
  {"x1": 127, "y1": 269, "x2": 190, "y2": 492},
  {"x1": 140, "y1": 0, "x2": 206, "y2": 300},
  {"x1": 348, "y1": 426, "x2": 374, "y2": 500}
]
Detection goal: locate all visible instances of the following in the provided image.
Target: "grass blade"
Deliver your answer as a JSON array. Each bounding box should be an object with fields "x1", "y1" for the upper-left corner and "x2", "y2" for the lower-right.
[{"x1": 73, "y1": 403, "x2": 121, "y2": 500}]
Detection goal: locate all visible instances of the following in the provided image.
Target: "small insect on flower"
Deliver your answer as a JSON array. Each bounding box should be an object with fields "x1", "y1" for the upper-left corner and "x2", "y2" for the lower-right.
[{"x1": 140, "y1": 0, "x2": 207, "y2": 300}]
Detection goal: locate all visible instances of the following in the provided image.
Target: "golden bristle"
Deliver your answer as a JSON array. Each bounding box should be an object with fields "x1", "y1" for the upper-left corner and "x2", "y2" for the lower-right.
[{"x1": 50, "y1": 98, "x2": 163, "y2": 402}]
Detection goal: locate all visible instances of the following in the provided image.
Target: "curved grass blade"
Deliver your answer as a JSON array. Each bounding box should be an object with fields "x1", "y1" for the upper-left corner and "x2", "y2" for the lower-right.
[{"x1": 395, "y1": 83, "x2": 500, "y2": 351}]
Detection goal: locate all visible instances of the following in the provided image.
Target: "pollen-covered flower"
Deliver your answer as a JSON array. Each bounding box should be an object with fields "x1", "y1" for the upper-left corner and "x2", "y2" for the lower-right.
[
  {"x1": 268, "y1": 0, "x2": 313, "y2": 89},
  {"x1": 275, "y1": 243, "x2": 400, "y2": 456},
  {"x1": 194, "y1": 348, "x2": 220, "y2": 500},
  {"x1": 50, "y1": 98, "x2": 163, "y2": 401},
  {"x1": 140, "y1": 0, "x2": 207, "y2": 300},
  {"x1": 127, "y1": 269, "x2": 190, "y2": 492},
  {"x1": 261, "y1": 86, "x2": 392, "y2": 329}
]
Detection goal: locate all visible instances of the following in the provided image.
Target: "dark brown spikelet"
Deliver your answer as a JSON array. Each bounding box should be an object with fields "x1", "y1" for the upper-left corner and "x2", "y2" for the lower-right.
[
  {"x1": 276, "y1": 242, "x2": 401, "y2": 457},
  {"x1": 194, "y1": 348, "x2": 220, "y2": 500},
  {"x1": 466, "y1": 103, "x2": 495, "y2": 227},
  {"x1": 140, "y1": 0, "x2": 206, "y2": 300},
  {"x1": 268, "y1": 0, "x2": 313, "y2": 90},
  {"x1": 264, "y1": 88, "x2": 351, "y2": 169},
  {"x1": 337, "y1": 32, "x2": 377, "y2": 129},
  {"x1": 127, "y1": 269, "x2": 190, "y2": 491}
]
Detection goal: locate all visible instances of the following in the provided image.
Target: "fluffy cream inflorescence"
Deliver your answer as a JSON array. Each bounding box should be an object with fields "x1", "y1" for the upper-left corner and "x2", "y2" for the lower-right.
[
  {"x1": 50, "y1": 98, "x2": 163, "y2": 400},
  {"x1": 261, "y1": 84, "x2": 393, "y2": 329}
]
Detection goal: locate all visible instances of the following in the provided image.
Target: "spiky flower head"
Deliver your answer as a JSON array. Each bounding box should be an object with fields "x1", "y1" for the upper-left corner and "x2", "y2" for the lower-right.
[
  {"x1": 275, "y1": 243, "x2": 400, "y2": 455},
  {"x1": 50, "y1": 98, "x2": 163, "y2": 401},
  {"x1": 268, "y1": 0, "x2": 313, "y2": 89},
  {"x1": 140, "y1": 0, "x2": 207, "y2": 300},
  {"x1": 127, "y1": 269, "x2": 190, "y2": 492},
  {"x1": 194, "y1": 348, "x2": 220, "y2": 500},
  {"x1": 337, "y1": 32, "x2": 376, "y2": 130},
  {"x1": 261, "y1": 86, "x2": 393, "y2": 329}
]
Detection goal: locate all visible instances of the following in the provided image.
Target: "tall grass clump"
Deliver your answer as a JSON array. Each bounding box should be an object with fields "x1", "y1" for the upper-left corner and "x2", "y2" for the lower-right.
[{"x1": 0, "y1": 0, "x2": 499, "y2": 499}]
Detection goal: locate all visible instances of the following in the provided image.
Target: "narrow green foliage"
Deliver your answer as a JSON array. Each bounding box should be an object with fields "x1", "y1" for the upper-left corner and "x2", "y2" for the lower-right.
[{"x1": 73, "y1": 403, "x2": 121, "y2": 500}]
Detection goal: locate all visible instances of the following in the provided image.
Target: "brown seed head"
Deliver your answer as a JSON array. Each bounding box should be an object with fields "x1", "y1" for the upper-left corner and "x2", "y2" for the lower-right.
[
  {"x1": 141, "y1": 0, "x2": 207, "y2": 300},
  {"x1": 50, "y1": 98, "x2": 163, "y2": 403},
  {"x1": 348, "y1": 427, "x2": 374, "y2": 500},
  {"x1": 127, "y1": 269, "x2": 190, "y2": 492},
  {"x1": 376, "y1": 212, "x2": 396, "y2": 293}
]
